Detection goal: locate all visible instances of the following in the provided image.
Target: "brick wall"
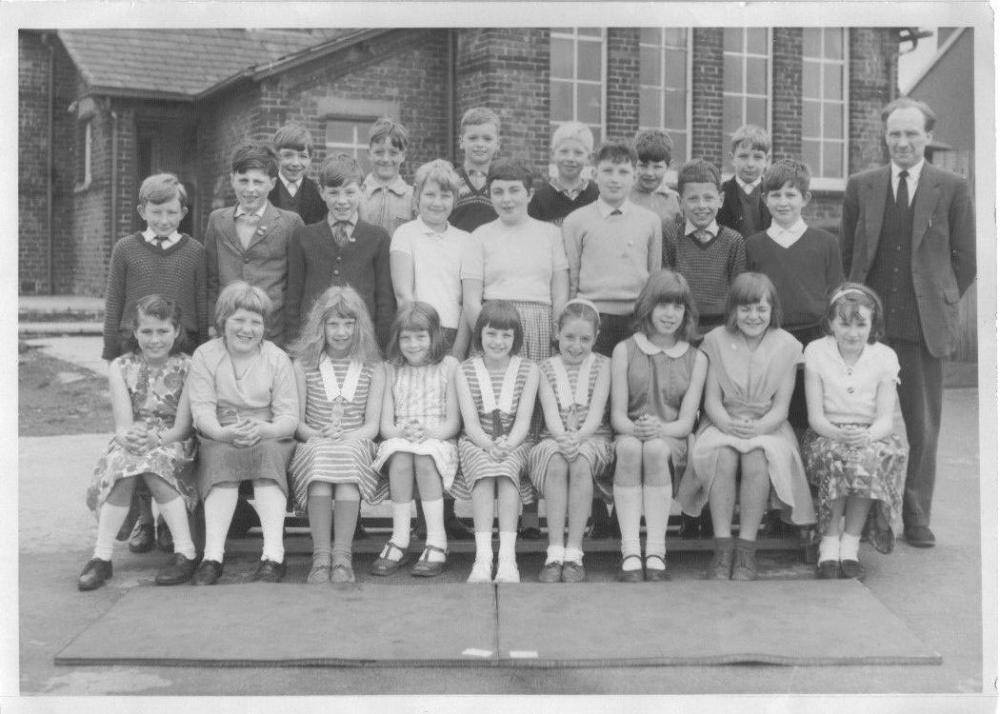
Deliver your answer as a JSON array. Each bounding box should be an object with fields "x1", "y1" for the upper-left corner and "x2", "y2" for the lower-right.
[
  {"x1": 848, "y1": 28, "x2": 896, "y2": 173},
  {"x1": 606, "y1": 28, "x2": 640, "y2": 141},
  {"x1": 770, "y1": 28, "x2": 802, "y2": 161},
  {"x1": 18, "y1": 32, "x2": 50, "y2": 294},
  {"x1": 690, "y1": 28, "x2": 725, "y2": 168}
]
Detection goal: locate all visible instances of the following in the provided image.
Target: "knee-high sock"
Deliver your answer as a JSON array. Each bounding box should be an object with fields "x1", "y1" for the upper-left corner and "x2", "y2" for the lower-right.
[
  {"x1": 93, "y1": 502, "x2": 131, "y2": 561},
  {"x1": 422, "y1": 497, "x2": 447, "y2": 558},
  {"x1": 253, "y1": 484, "x2": 287, "y2": 563},
  {"x1": 203, "y1": 487, "x2": 239, "y2": 562},
  {"x1": 158, "y1": 497, "x2": 196, "y2": 559},
  {"x1": 332, "y1": 499, "x2": 359, "y2": 563},
  {"x1": 390, "y1": 502, "x2": 413, "y2": 551},
  {"x1": 307, "y1": 492, "x2": 333, "y2": 560},
  {"x1": 614, "y1": 485, "x2": 643, "y2": 560},
  {"x1": 642, "y1": 485, "x2": 672, "y2": 560}
]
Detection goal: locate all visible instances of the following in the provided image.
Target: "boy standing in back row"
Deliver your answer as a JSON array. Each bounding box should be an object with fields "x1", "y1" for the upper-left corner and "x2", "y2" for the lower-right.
[
  {"x1": 268, "y1": 123, "x2": 327, "y2": 226},
  {"x1": 717, "y1": 124, "x2": 772, "y2": 238},
  {"x1": 450, "y1": 107, "x2": 502, "y2": 233}
]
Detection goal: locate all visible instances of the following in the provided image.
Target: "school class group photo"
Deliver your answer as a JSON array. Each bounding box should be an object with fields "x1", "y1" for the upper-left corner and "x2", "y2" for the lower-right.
[{"x1": 79, "y1": 93, "x2": 976, "y2": 598}]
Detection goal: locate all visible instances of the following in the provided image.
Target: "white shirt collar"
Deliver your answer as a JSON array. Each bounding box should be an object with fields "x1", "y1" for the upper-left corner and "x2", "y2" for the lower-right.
[
  {"x1": 634, "y1": 332, "x2": 690, "y2": 358},
  {"x1": 416, "y1": 216, "x2": 450, "y2": 238},
  {"x1": 597, "y1": 198, "x2": 630, "y2": 218},
  {"x1": 684, "y1": 219, "x2": 720, "y2": 238},
  {"x1": 234, "y1": 203, "x2": 267, "y2": 219},
  {"x1": 736, "y1": 176, "x2": 762, "y2": 194},
  {"x1": 280, "y1": 175, "x2": 300, "y2": 194},
  {"x1": 362, "y1": 173, "x2": 409, "y2": 198},
  {"x1": 142, "y1": 228, "x2": 182, "y2": 247},
  {"x1": 892, "y1": 160, "x2": 924, "y2": 182},
  {"x1": 766, "y1": 218, "x2": 808, "y2": 247},
  {"x1": 551, "y1": 177, "x2": 588, "y2": 199}
]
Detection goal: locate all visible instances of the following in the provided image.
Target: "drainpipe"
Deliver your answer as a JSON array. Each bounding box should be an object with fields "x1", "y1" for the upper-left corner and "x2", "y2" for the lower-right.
[
  {"x1": 110, "y1": 106, "x2": 119, "y2": 258},
  {"x1": 43, "y1": 33, "x2": 55, "y2": 294},
  {"x1": 446, "y1": 29, "x2": 456, "y2": 164}
]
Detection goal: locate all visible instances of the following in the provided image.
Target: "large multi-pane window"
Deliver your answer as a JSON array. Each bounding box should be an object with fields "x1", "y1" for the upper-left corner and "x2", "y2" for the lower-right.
[
  {"x1": 550, "y1": 28, "x2": 605, "y2": 148},
  {"x1": 638, "y1": 28, "x2": 691, "y2": 166},
  {"x1": 325, "y1": 119, "x2": 372, "y2": 173},
  {"x1": 722, "y1": 27, "x2": 770, "y2": 169},
  {"x1": 802, "y1": 28, "x2": 848, "y2": 185}
]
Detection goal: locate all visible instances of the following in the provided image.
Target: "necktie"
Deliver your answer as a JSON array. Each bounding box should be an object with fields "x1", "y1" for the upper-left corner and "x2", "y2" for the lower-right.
[
  {"x1": 152, "y1": 235, "x2": 169, "y2": 250},
  {"x1": 610, "y1": 209, "x2": 622, "y2": 216},
  {"x1": 896, "y1": 170, "x2": 910, "y2": 211},
  {"x1": 332, "y1": 221, "x2": 351, "y2": 247}
]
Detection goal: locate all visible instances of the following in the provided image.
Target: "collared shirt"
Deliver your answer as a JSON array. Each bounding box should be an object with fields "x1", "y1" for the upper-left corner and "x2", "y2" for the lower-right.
[
  {"x1": 359, "y1": 173, "x2": 414, "y2": 235},
  {"x1": 765, "y1": 217, "x2": 809, "y2": 248},
  {"x1": 633, "y1": 332, "x2": 691, "y2": 358},
  {"x1": 280, "y1": 175, "x2": 300, "y2": 197},
  {"x1": 142, "y1": 228, "x2": 182, "y2": 250},
  {"x1": 596, "y1": 198, "x2": 631, "y2": 219},
  {"x1": 684, "y1": 219, "x2": 720, "y2": 240},
  {"x1": 390, "y1": 217, "x2": 469, "y2": 329},
  {"x1": 891, "y1": 160, "x2": 923, "y2": 207},
  {"x1": 550, "y1": 177, "x2": 588, "y2": 201},
  {"x1": 327, "y1": 213, "x2": 358, "y2": 242},
  {"x1": 234, "y1": 204, "x2": 267, "y2": 221},
  {"x1": 736, "y1": 177, "x2": 762, "y2": 195},
  {"x1": 464, "y1": 166, "x2": 488, "y2": 190}
]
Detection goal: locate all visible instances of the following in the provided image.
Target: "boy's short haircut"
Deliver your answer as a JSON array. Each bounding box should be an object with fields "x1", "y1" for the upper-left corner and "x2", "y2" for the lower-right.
[
  {"x1": 272, "y1": 122, "x2": 314, "y2": 154},
  {"x1": 595, "y1": 141, "x2": 637, "y2": 167},
  {"x1": 551, "y1": 121, "x2": 594, "y2": 153},
  {"x1": 318, "y1": 154, "x2": 365, "y2": 188},
  {"x1": 762, "y1": 158, "x2": 811, "y2": 195},
  {"x1": 487, "y1": 159, "x2": 534, "y2": 191},
  {"x1": 633, "y1": 129, "x2": 674, "y2": 165},
  {"x1": 460, "y1": 106, "x2": 501, "y2": 134},
  {"x1": 413, "y1": 159, "x2": 463, "y2": 197},
  {"x1": 231, "y1": 143, "x2": 279, "y2": 178},
  {"x1": 368, "y1": 116, "x2": 410, "y2": 152},
  {"x1": 138, "y1": 173, "x2": 188, "y2": 208},
  {"x1": 676, "y1": 158, "x2": 721, "y2": 195},
  {"x1": 729, "y1": 124, "x2": 772, "y2": 154}
]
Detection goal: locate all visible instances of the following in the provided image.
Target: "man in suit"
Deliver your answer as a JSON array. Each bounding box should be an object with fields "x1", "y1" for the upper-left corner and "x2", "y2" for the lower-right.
[
  {"x1": 841, "y1": 97, "x2": 976, "y2": 548},
  {"x1": 205, "y1": 143, "x2": 305, "y2": 346}
]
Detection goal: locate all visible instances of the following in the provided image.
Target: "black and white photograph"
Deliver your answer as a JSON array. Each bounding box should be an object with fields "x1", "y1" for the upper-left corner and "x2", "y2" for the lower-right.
[{"x1": 5, "y1": 2, "x2": 997, "y2": 711}]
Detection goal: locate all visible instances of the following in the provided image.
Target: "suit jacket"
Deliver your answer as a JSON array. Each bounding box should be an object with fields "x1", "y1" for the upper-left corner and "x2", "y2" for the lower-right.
[
  {"x1": 204, "y1": 202, "x2": 305, "y2": 345},
  {"x1": 717, "y1": 177, "x2": 771, "y2": 238},
  {"x1": 840, "y1": 163, "x2": 975, "y2": 358},
  {"x1": 268, "y1": 176, "x2": 327, "y2": 226},
  {"x1": 285, "y1": 219, "x2": 396, "y2": 347}
]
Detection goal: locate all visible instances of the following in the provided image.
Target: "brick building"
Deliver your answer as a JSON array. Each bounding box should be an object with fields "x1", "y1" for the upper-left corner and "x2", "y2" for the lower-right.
[{"x1": 19, "y1": 27, "x2": 901, "y2": 297}]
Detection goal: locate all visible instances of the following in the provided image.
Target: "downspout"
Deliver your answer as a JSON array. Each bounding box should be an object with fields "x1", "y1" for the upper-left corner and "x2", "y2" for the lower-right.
[
  {"x1": 109, "y1": 106, "x2": 119, "y2": 260},
  {"x1": 43, "y1": 33, "x2": 55, "y2": 293},
  {"x1": 446, "y1": 29, "x2": 456, "y2": 164}
]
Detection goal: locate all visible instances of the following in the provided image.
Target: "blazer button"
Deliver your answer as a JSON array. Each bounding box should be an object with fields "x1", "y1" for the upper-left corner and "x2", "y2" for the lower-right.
[{"x1": 333, "y1": 270, "x2": 340, "y2": 276}]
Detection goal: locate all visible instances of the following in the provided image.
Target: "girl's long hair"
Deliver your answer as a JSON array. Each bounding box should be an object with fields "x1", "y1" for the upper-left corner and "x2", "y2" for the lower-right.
[{"x1": 290, "y1": 285, "x2": 381, "y2": 367}]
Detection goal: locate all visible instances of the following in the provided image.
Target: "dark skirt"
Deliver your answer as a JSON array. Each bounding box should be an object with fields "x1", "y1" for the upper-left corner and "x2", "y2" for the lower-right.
[{"x1": 196, "y1": 434, "x2": 295, "y2": 499}]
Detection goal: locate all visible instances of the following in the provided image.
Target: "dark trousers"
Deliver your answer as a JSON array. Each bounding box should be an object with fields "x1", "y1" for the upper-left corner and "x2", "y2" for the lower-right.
[
  {"x1": 889, "y1": 338, "x2": 943, "y2": 528},
  {"x1": 594, "y1": 313, "x2": 633, "y2": 358}
]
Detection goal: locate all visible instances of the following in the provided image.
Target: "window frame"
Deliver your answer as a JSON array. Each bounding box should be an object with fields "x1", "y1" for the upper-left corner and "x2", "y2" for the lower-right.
[
  {"x1": 801, "y1": 27, "x2": 850, "y2": 191},
  {"x1": 637, "y1": 28, "x2": 693, "y2": 187},
  {"x1": 720, "y1": 27, "x2": 773, "y2": 178},
  {"x1": 549, "y1": 28, "x2": 607, "y2": 147}
]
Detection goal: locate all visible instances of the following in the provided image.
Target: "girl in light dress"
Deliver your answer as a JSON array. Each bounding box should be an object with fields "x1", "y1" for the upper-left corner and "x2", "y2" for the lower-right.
[
  {"x1": 528, "y1": 299, "x2": 613, "y2": 583},
  {"x1": 370, "y1": 303, "x2": 460, "y2": 578},
  {"x1": 453, "y1": 301, "x2": 540, "y2": 584},
  {"x1": 288, "y1": 285, "x2": 386, "y2": 584},
  {"x1": 802, "y1": 283, "x2": 906, "y2": 581}
]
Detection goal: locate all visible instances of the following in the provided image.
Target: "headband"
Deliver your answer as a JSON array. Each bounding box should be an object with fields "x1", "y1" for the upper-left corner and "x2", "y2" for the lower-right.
[
  {"x1": 830, "y1": 287, "x2": 869, "y2": 304},
  {"x1": 563, "y1": 298, "x2": 601, "y2": 317}
]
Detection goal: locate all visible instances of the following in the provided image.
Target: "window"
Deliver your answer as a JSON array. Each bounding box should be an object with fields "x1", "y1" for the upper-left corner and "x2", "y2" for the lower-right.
[
  {"x1": 324, "y1": 119, "x2": 372, "y2": 173},
  {"x1": 802, "y1": 28, "x2": 848, "y2": 186},
  {"x1": 722, "y1": 28, "x2": 771, "y2": 169},
  {"x1": 638, "y1": 28, "x2": 691, "y2": 166},
  {"x1": 75, "y1": 118, "x2": 93, "y2": 189},
  {"x1": 550, "y1": 28, "x2": 605, "y2": 148}
]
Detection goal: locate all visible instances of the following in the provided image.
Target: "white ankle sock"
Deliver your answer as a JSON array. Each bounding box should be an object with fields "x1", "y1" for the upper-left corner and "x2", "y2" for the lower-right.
[
  {"x1": 545, "y1": 544, "x2": 565, "y2": 565},
  {"x1": 563, "y1": 547, "x2": 584, "y2": 565},
  {"x1": 421, "y1": 498, "x2": 447, "y2": 562},
  {"x1": 94, "y1": 502, "x2": 131, "y2": 561},
  {"x1": 253, "y1": 484, "x2": 287, "y2": 563},
  {"x1": 498, "y1": 530, "x2": 517, "y2": 563},
  {"x1": 203, "y1": 487, "x2": 238, "y2": 562},
  {"x1": 840, "y1": 533, "x2": 861, "y2": 560},
  {"x1": 474, "y1": 531, "x2": 494, "y2": 563},
  {"x1": 157, "y1": 496, "x2": 196, "y2": 559},
  {"x1": 390, "y1": 502, "x2": 413, "y2": 553},
  {"x1": 818, "y1": 535, "x2": 840, "y2": 562},
  {"x1": 614, "y1": 485, "x2": 642, "y2": 560}
]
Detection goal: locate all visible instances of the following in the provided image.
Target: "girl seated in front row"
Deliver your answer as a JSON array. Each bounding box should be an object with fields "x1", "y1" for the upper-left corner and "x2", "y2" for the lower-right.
[
  {"x1": 611, "y1": 270, "x2": 707, "y2": 582},
  {"x1": 288, "y1": 285, "x2": 386, "y2": 584},
  {"x1": 80, "y1": 295, "x2": 199, "y2": 590},
  {"x1": 453, "y1": 301, "x2": 540, "y2": 584},
  {"x1": 678, "y1": 272, "x2": 816, "y2": 581},
  {"x1": 528, "y1": 299, "x2": 614, "y2": 583},
  {"x1": 802, "y1": 284, "x2": 906, "y2": 581},
  {"x1": 371, "y1": 302, "x2": 460, "y2": 578}
]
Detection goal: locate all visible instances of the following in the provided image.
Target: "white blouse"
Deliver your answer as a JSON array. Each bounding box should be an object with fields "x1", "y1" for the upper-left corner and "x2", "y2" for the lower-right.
[{"x1": 804, "y1": 335, "x2": 900, "y2": 425}]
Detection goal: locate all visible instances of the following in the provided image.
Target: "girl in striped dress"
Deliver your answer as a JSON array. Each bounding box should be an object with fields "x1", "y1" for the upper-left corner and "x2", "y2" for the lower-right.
[
  {"x1": 454, "y1": 301, "x2": 540, "y2": 584},
  {"x1": 528, "y1": 299, "x2": 613, "y2": 583},
  {"x1": 289, "y1": 285, "x2": 386, "y2": 584},
  {"x1": 370, "y1": 303, "x2": 460, "y2": 578}
]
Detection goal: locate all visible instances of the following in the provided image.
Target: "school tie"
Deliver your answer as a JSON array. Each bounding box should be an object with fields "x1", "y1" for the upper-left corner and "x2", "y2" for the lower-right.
[
  {"x1": 331, "y1": 220, "x2": 352, "y2": 247},
  {"x1": 152, "y1": 235, "x2": 169, "y2": 250},
  {"x1": 895, "y1": 170, "x2": 910, "y2": 211}
]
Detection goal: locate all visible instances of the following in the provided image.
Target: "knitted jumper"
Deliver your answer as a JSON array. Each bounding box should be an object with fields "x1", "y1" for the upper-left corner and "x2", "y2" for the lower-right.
[
  {"x1": 449, "y1": 168, "x2": 497, "y2": 233},
  {"x1": 102, "y1": 233, "x2": 208, "y2": 360},
  {"x1": 663, "y1": 219, "x2": 746, "y2": 323},
  {"x1": 528, "y1": 180, "x2": 599, "y2": 226}
]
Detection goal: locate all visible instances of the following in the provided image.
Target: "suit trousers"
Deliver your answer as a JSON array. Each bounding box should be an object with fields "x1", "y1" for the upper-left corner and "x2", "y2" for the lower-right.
[{"x1": 889, "y1": 338, "x2": 943, "y2": 528}]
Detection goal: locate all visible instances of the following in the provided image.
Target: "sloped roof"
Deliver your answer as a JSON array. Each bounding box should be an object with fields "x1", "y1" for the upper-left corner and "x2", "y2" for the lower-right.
[{"x1": 57, "y1": 28, "x2": 364, "y2": 100}]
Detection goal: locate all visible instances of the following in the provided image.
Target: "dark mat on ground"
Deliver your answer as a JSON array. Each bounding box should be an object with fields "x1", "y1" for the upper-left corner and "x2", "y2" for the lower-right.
[
  {"x1": 55, "y1": 583, "x2": 498, "y2": 667},
  {"x1": 495, "y1": 581, "x2": 942, "y2": 667}
]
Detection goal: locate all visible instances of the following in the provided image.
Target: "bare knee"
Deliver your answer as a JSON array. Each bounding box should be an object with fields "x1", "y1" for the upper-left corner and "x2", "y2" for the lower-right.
[
  {"x1": 309, "y1": 481, "x2": 333, "y2": 499},
  {"x1": 335, "y1": 483, "x2": 360, "y2": 502}
]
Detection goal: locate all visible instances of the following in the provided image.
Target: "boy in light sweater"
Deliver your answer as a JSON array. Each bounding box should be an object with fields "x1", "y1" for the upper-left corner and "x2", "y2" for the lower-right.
[{"x1": 562, "y1": 141, "x2": 662, "y2": 357}]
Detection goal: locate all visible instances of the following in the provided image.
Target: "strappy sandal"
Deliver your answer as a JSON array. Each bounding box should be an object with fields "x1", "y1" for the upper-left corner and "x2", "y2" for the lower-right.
[
  {"x1": 644, "y1": 554, "x2": 671, "y2": 581},
  {"x1": 617, "y1": 554, "x2": 644, "y2": 583},
  {"x1": 410, "y1": 545, "x2": 448, "y2": 577},
  {"x1": 331, "y1": 562, "x2": 356, "y2": 584},
  {"x1": 370, "y1": 541, "x2": 408, "y2": 576}
]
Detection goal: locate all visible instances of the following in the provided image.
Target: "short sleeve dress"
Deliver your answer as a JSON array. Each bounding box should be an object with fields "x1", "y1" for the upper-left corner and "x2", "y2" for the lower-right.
[
  {"x1": 288, "y1": 357, "x2": 385, "y2": 509},
  {"x1": 801, "y1": 336, "x2": 907, "y2": 552},
  {"x1": 372, "y1": 357, "x2": 460, "y2": 492},
  {"x1": 676, "y1": 326, "x2": 816, "y2": 526},
  {"x1": 86, "y1": 352, "x2": 197, "y2": 513},
  {"x1": 527, "y1": 353, "x2": 614, "y2": 502},
  {"x1": 451, "y1": 356, "x2": 536, "y2": 504}
]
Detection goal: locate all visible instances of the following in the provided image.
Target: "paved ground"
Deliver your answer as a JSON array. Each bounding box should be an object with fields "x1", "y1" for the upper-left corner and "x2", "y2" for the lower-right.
[{"x1": 9, "y1": 338, "x2": 999, "y2": 708}]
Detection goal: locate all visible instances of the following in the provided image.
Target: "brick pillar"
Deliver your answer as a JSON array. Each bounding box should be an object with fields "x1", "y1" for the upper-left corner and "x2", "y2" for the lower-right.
[
  {"x1": 690, "y1": 28, "x2": 724, "y2": 168},
  {"x1": 454, "y1": 29, "x2": 550, "y2": 173},
  {"x1": 848, "y1": 28, "x2": 897, "y2": 172},
  {"x1": 770, "y1": 28, "x2": 802, "y2": 161},
  {"x1": 606, "y1": 28, "x2": 640, "y2": 141}
]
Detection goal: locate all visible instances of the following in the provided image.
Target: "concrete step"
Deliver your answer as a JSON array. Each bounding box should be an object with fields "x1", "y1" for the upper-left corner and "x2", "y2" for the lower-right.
[{"x1": 19, "y1": 322, "x2": 103, "y2": 338}]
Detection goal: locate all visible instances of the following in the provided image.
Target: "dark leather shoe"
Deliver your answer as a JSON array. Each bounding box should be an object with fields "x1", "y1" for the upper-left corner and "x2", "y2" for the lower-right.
[
  {"x1": 128, "y1": 521, "x2": 155, "y2": 553},
  {"x1": 156, "y1": 517, "x2": 173, "y2": 553},
  {"x1": 78, "y1": 558, "x2": 113, "y2": 591},
  {"x1": 815, "y1": 560, "x2": 840, "y2": 580},
  {"x1": 155, "y1": 553, "x2": 199, "y2": 586},
  {"x1": 839, "y1": 559, "x2": 865, "y2": 581},
  {"x1": 644, "y1": 554, "x2": 671, "y2": 581},
  {"x1": 252, "y1": 558, "x2": 286, "y2": 583},
  {"x1": 904, "y1": 526, "x2": 936, "y2": 548},
  {"x1": 617, "y1": 555, "x2": 644, "y2": 583},
  {"x1": 192, "y1": 559, "x2": 223, "y2": 586}
]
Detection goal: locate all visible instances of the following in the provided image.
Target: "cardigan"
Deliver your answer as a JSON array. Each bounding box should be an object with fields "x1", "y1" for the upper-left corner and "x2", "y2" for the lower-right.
[{"x1": 268, "y1": 176, "x2": 327, "y2": 226}]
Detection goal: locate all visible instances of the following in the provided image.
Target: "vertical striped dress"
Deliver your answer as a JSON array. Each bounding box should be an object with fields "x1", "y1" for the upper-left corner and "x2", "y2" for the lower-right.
[
  {"x1": 289, "y1": 358, "x2": 386, "y2": 509},
  {"x1": 527, "y1": 353, "x2": 614, "y2": 502},
  {"x1": 372, "y1": 357, "x2": 460, "y2": 492},
  {"x1": 451, "y1": 356, "x2": 536, "y2": 504}
]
